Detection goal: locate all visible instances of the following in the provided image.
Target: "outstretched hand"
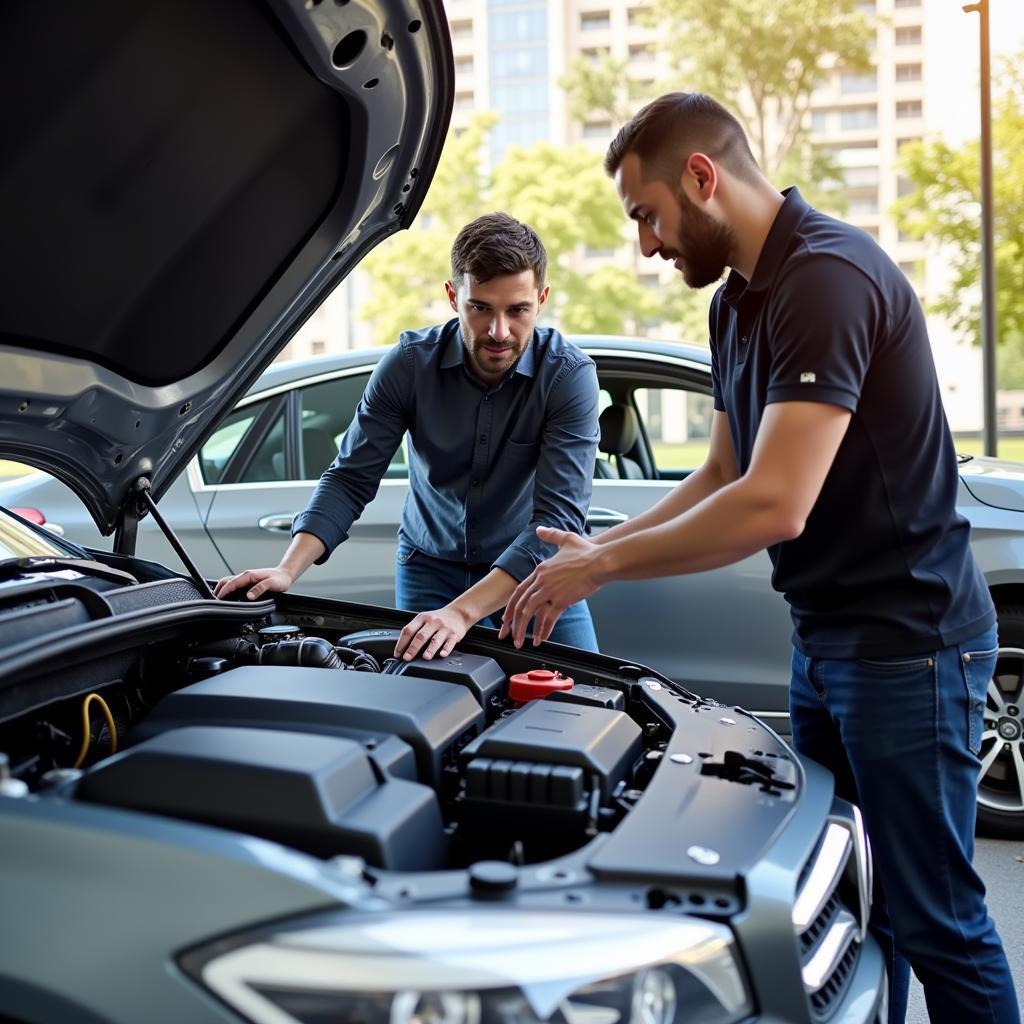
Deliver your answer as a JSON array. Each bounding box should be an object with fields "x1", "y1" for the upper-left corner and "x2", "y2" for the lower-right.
[
  {"x1": 213, "y1": 567, "x2": 294, "y2": 601},
  {"x1": 394, "y1": 604, "x2": 473, "y2": 661},
  {"x1": 499, "y1": 526, "x2": 604, "y2": 647}
]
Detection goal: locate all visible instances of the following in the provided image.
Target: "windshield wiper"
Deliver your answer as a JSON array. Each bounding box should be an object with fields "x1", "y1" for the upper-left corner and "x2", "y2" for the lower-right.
[{"x1": 0, "y1": 556, "x2": 139, "y2": 587}]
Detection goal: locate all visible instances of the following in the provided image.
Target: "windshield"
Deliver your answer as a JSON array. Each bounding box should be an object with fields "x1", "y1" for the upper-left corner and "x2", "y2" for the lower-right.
[{"x1": 0, "y1": 509, "x2": 75, "y2": 561}]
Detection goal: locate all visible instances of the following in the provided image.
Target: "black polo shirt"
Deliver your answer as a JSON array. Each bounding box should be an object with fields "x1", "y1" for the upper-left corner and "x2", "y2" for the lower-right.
[{"x1": 710, "y1": 188, "x2": 994, "y2": 658}]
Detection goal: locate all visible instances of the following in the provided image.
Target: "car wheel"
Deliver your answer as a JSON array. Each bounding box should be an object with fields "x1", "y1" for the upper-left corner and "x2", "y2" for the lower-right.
[{"x1": 977, "y1": 604, "x2": 1024, "y2": 838}]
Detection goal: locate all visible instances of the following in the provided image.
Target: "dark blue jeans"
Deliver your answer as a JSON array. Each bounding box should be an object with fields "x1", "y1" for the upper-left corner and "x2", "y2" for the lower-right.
[
  {"x1": 394, "y1": 542, "x2": 599, "y2": 652},
  {"x1": 790, "y1": 624, "x2": 1018, "y2": 1024}
]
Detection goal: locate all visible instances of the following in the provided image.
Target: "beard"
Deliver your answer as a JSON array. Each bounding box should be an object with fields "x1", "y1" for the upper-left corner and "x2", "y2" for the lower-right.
[
  {"x1": 461, "y1": 325, "x2": 527, "y2": 381},
  {"x1": 670, "y1": 186, "x2": 736, "y2": 289}
]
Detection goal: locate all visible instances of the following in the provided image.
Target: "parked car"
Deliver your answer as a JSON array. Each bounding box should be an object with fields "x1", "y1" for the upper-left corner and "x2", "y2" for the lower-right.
[
  {"x1": 0, "y1": 2, "x2": 885, "y2": 1023},
  {"x1": 7, "y1": 336, "x2": 1024, "y2": 840}
]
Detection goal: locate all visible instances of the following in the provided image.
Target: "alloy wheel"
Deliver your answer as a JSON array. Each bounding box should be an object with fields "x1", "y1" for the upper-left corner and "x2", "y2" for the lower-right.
[{"x1": 978, "y1": 645, "x2": 1024, "y2": 819}]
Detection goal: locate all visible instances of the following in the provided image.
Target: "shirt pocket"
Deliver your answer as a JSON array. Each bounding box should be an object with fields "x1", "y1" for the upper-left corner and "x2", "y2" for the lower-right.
[{"x1": 504, "y1": 437, "x2": 540, "y2": 463}]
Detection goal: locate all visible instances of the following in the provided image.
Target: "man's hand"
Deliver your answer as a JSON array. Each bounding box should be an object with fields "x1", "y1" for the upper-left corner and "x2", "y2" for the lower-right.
[
  {"x1": 214, "y1": 567, "x2": 294, "y2": 601},
  {"x1": 395, "y1": 604, "x2": 473, "y2": 661},
  {"x1": 499, "y1": 526, "x2": 603, "y2": 647}
]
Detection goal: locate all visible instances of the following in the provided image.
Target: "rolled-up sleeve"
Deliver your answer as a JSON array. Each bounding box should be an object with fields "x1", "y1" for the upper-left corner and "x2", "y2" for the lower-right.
[
  {"x1": 291, "y1": 342, "x2": 412, "y2": 563},
  {"x1": 492, "y1": 358, "x2": 599, "y2": 581}
]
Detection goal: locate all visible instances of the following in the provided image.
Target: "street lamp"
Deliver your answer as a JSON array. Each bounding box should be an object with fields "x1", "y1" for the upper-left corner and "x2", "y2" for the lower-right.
[{"x1": 963, "y1": 0, "x2": 997, "y2": 457}]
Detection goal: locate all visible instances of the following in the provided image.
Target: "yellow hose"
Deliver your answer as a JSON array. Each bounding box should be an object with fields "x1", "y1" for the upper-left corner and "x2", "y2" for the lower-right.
[{"x1": 72, "y1": 693, "x2": 118, "y2": 769}]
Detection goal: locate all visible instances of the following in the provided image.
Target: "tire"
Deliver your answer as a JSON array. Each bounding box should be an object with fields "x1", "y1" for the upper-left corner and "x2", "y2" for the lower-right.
[{"x1": 976, "y1": 603, "x2": 1024, "y2": 838}]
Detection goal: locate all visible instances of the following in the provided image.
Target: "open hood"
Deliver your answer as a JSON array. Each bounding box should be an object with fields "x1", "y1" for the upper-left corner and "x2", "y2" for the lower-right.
[{"x1": 0, "y1": 0, "x2": 453, "y2": 534}]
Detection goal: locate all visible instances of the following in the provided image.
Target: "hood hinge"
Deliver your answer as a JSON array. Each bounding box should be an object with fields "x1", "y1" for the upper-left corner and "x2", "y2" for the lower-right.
[{"x1": 114, "y1": 477, "x2": 215, "y2": 599}]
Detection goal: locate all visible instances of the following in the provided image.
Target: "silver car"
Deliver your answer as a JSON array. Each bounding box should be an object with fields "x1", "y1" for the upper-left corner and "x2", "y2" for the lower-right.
[{"x1": 5, "y1": 335, "x2": 1023, "y2": 838}]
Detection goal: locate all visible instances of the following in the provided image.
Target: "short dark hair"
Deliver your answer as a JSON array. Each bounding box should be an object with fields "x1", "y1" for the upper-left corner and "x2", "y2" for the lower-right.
[
  {"x1": 450, "y1": 212, "x2": 547, "y2": 289},
  {"x1": 604, "y1": 92, "x2": 760, "y2": 186}
]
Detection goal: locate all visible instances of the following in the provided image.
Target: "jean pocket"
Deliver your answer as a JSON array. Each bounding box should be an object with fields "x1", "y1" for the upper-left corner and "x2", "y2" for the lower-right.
[
  {"x1": 962, "y1": 646, "x2": 997, "y2": 755},
  {"x1": 855, "y1": 654, "x2": 935, "y2": 673},
  {"x1": 396, "y1": 543, "x2": 419, "y2": 566}
]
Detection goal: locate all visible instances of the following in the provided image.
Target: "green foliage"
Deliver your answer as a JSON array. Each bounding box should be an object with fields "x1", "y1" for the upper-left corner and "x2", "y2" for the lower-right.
[
  {"x1": 650, "y1": 0, "x2": 873, "y2": 175},
  {"x1": 559, "y1": 54, "x2": 652, "y2": 126},
  {"x1": 560, "y1": 0, "x2": 872, "y2": 193},
  {"x1": 997, "y1": 334, "x2": 1024, "y2": 390},
  {"x1": 359, "y1": 116, "x2": 664, "y2": 345},
  {"x1": 894, "y1": 56, "x2": 1024, "y2": 348},
  {"x1": 776, "y1": 142, "x2": 849, "y2": 217}
]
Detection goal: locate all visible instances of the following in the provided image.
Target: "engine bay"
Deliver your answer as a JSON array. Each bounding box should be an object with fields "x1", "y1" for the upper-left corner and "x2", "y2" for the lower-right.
[{"x1": 0, "y1": 572, "x2": 800, "y2": 885}]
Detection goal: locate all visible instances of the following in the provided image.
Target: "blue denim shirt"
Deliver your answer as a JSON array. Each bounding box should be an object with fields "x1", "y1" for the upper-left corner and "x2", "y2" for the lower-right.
[{"x1": 291, "y1": 320, "x2": 599, "y2": 583}]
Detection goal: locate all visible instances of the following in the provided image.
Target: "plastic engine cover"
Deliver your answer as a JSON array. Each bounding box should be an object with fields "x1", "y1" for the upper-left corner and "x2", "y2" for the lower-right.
[
  {"x1": 460, "y1": 700, "x2": 642, "y2": 801},
  {"x1": 75, "y1": 726, "x2": 447, "y2": 870},
  {"x1": 138, "y1": 666, "x2": 484, "y2": 787}
]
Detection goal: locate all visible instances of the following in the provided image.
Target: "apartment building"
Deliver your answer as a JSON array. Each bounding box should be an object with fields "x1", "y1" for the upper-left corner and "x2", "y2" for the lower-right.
[{"x1": 286, "y1": 0, "x2": 1023, "y2": 434}]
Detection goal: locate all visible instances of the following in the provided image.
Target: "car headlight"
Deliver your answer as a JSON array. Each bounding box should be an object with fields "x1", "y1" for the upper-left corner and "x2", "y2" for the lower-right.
[{"x1": 183, "y1": 910, "x2": 753, "y2": 1024}]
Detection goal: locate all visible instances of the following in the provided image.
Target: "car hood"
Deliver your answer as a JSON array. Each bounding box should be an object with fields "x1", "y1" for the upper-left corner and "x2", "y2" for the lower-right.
[
  {"x1": 959, "y1": 455, "x2": 1024, "y2": 512},
  {"x1": 0, "y1": 0, "x2": 452, "y2": 534}
]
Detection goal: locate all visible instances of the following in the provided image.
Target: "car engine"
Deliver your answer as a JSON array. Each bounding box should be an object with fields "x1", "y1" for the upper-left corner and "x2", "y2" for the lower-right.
[{"x1": 0, "y1": 572, "x2": 798, "y2": 879}]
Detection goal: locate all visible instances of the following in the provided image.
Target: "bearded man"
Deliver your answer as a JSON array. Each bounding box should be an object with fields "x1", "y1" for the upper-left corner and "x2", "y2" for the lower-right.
[{"x1": 500, "y1": 92, "x2": 1017, "y2": 1024}]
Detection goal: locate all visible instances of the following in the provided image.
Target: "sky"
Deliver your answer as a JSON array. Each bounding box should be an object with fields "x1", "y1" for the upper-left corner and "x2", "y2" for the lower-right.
[{"x1": 929, "y1": 0, "x2": 1024, "y2": 146}]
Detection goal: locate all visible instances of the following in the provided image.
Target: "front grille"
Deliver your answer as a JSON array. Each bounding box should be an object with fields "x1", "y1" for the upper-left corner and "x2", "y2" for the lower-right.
[
  {"x1": 793, "y1": 820, "x2": 867, "y2": 1020},
  {"x1": 810, "y1": 941, "x2": 859, "y2": 1016}
]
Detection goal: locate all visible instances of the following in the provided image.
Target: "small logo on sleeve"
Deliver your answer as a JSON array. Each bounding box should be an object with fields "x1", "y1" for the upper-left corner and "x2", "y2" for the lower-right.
[{"x1": 800, "y1": 372, "x2": 816, "y2": 383}]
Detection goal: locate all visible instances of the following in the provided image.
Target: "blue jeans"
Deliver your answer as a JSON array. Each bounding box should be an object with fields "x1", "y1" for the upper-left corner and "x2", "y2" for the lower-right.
[
  {"x1": 790, "y1": 625, "x2": 1018, "y2": 1024},
  {"x1": 394, "y1": 542, "x2": 599, "y2": 652}
]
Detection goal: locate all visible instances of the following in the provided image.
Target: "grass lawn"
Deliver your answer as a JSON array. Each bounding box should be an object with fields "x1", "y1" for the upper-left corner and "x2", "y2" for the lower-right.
[{"x1": 651, "y1": 437, "x2": 1024, "y2": 472}]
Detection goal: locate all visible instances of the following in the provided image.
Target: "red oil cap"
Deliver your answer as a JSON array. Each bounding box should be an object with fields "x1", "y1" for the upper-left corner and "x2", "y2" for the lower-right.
[{"x1": 509, "y1": 668, "x2": 574, "y2": 703}]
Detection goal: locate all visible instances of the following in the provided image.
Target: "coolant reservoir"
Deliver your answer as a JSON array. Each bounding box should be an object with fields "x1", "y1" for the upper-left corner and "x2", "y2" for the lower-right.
[{"x1": 508, "y1": 668, "x2": 574, "y2": 703}]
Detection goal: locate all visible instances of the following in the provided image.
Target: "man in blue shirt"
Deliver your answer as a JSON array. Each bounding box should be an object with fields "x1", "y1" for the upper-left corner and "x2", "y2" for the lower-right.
[
  {"x1": 501, "y1": 94, "x2": 1017, "y2": 1023},
  {"x1": 214, "y1": 212, "x2": 600, "y2": 660}
]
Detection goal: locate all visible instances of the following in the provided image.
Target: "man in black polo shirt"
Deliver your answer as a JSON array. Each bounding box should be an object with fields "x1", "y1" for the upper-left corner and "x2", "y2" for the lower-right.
[{"x1": 501, "y1": 93, "x2": 1017, "y2": 1023}]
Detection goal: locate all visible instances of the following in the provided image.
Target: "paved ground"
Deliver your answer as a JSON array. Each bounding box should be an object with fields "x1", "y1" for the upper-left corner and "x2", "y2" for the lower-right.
[{"x1": 905, "y1": 836, "x2": 1024, "y2": 1022}]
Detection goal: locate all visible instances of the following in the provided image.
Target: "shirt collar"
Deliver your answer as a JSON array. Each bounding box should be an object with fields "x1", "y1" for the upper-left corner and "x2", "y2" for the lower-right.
[
  {"x1": 439, "y1": 317, "x2": 538, "y2": 381},
  {"x1": 440, "y1": 318, "x2": 465, "y2": 369},
  {"x1": 722, "y1": 186, "x2": 809, "y2": 311}
]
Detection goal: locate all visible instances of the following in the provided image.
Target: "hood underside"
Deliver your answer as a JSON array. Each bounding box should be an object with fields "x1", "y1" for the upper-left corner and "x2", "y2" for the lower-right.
[{"x1": 0, "y1": 0, "x2": 452, "y2": 532}]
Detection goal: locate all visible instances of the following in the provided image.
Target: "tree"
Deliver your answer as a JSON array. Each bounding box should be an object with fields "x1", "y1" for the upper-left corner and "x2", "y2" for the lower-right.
[
  {"x1": 650, "y1": 0, "x2": 872, "y2": 176},
  {"x1": 559, "y1": 0, "x2": 871, "y2": 203},
  {"x1": 555, "y1": 0, "x2": 874, "y2": 340},
  {"x1": 560, "y1": 53, "x2": 651, "y2": 127},
  {"x1": 894, "y1": 55, "x2": 1024, "y2": 350},
  {"x1": 359, "y1": 116, "x2": 662, "y2": 344}
]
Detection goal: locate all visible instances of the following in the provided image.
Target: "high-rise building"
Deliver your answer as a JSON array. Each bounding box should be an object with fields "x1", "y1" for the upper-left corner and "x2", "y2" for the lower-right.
[{"x1": 286, "y1": 0, "x2": 1024, "y2": 434}]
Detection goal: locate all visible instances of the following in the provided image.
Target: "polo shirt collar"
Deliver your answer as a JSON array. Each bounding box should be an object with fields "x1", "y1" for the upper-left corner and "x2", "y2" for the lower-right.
[{"x1": 722, "y1": 186, "x2": 810, "y2": 311}]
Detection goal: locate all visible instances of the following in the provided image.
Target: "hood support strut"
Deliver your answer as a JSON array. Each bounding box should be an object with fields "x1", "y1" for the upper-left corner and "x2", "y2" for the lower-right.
[{"x1": 114, "y1": 479, "x2": 216, "y2": 600}]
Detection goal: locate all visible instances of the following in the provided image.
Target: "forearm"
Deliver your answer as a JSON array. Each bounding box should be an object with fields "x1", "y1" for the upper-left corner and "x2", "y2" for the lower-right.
[
  {"x1": 278, "y1": 532, "x2": 327, "y2": 583},
  {"x1": 594, "y1": 460, "x2": 731, "y2": 545},
  {"x1": 449, "y1": 567, "x2": 517, "y2": 624},
  {"x1": 595, "y1": 477, "x2": 797, "y2": 582}
]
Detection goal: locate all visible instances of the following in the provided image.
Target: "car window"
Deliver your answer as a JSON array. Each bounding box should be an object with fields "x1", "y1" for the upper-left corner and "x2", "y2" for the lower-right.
[
  {"x1": 199, "y1": 402, "x2": 267, "y2": 484},
  {"x1": 633, "y1": 386, "x2": 714, "y2": 473},
  {"x1": 595, "y1": 388, "x2": 615, "y2": 475},
  {"x1": 238, "y1": 407, "x2": 287, "y2": 483},
  {"x1": 300, "y1": 373, "x2": 408, "y2": 480}
]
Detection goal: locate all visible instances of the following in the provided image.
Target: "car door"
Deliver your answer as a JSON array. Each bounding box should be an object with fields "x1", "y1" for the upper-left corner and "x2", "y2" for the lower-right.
[
  {"x1": 587, "y1": 350, "x2": 793, "y2": 716},
  {"x1": 201, "y1": 365, "x2": 409, "y2": 605}
]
